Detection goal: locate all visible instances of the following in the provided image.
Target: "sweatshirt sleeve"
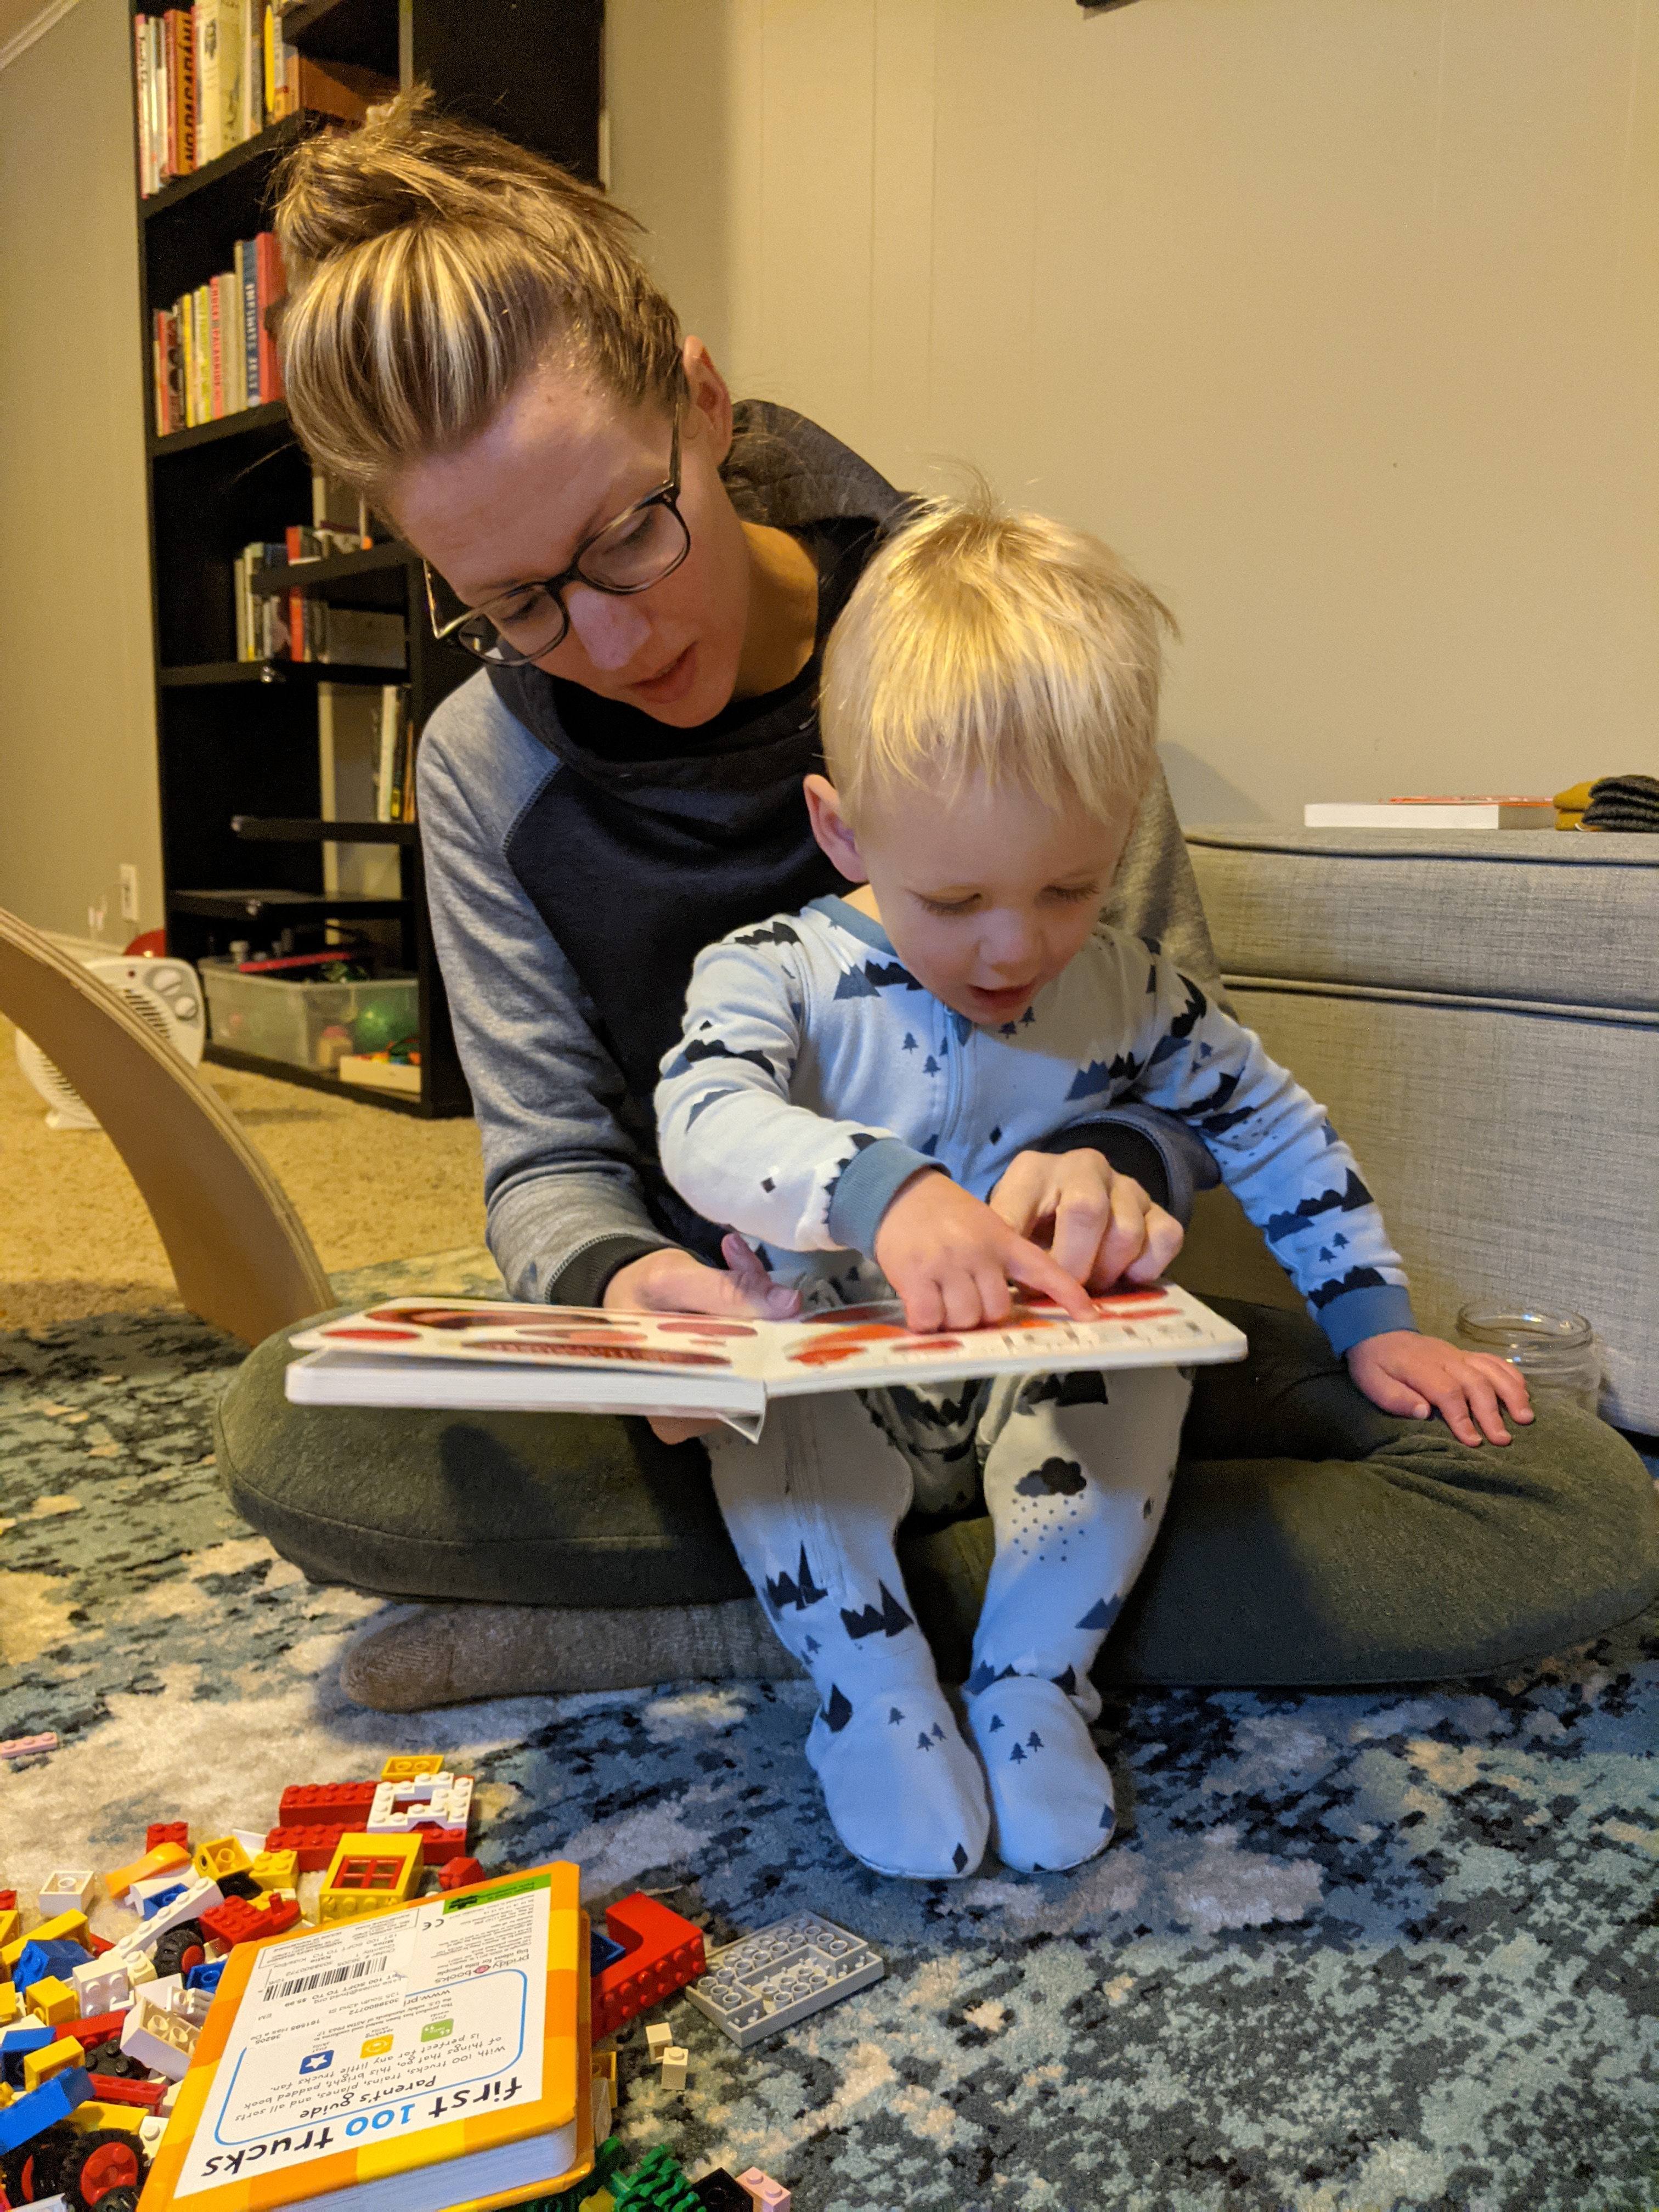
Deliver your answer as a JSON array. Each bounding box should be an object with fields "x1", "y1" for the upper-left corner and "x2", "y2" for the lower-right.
[
  {"x1": 1118, "y1": 950, "x2": 1416, "y2": 1355},
  {"x1": 656, "y1": 933, "x2": 937, "y2": 1256}
]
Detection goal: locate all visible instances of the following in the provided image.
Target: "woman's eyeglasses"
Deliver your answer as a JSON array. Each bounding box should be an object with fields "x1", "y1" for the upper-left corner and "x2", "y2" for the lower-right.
[{"x1": 424, "y1": 414, "x2": 690, "y2": 667}]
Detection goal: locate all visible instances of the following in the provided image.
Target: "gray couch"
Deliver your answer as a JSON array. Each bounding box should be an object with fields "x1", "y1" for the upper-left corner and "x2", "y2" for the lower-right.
[{"x1": 1171, "y1": 826, "x2": 1658, "y2": 1435}]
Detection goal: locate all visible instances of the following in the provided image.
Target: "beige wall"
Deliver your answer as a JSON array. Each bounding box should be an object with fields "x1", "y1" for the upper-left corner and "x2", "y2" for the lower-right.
[
  {"x1": 608, "y1": 0, "x2": 1659, "y2": 823},
  {"x1": 0, "y1": 0, "x2": 163, "y2": 937}
]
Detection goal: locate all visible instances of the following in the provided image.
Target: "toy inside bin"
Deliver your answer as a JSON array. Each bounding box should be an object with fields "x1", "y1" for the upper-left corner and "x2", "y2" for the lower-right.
[{"x1": 201, "y1": 960, "x2": 420, "y2": 1077}]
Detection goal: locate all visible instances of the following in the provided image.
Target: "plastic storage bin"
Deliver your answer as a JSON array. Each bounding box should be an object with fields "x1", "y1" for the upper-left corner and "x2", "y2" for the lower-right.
[{"x1": 201, "y1": 959, "x2": 419, "y2": 1077}]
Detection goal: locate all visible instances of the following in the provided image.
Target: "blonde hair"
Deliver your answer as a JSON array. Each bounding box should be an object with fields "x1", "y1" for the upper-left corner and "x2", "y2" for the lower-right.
[
  {"x1": 820, "y1": 487, "x2": 1175, "y2": 826},
  {"x1": 270, "y1": 88, "x2": 684, "y2": 500}
]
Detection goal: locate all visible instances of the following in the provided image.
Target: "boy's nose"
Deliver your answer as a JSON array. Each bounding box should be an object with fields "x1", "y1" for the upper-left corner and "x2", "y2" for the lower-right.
[
  {"x1": 564, "y1": 584, "x2": 653, "y2": 671},
  {"x1": 979, "y1": 914, "x2": 1041, "y2": 974}
]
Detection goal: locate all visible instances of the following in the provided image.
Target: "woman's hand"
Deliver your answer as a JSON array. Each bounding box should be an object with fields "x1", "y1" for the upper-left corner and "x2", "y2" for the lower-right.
[
  {"x1": 872, "y1": 1170, "x2": 1096, "y2": 1333},
  {"x1": 1346, "y1": 1330, "x2": 1534, "y2": 1446},
  {"x1": 988, "y1": 1148, "x2": 1184, "y2": 1290},
  {"x1": 604, "y1": 1234, "x2": 802, "y2": 1443}
]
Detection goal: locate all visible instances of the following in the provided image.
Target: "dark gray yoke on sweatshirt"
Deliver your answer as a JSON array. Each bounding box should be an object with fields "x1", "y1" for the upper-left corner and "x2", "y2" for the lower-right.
[{"x1": 414, "y1": 402, "x2": 1223, "y2": 1306}]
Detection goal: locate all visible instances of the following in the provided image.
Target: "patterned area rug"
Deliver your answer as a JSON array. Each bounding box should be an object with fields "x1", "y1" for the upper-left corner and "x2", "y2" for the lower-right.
[{"x1": 2, "y1": 1260, "x2": 1655, "y2": 2212}]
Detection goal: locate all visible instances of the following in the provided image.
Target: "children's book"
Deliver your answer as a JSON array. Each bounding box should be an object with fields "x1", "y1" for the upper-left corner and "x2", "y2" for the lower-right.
[
  {"x1": 137, "y1": 1863, "x2": 591, "y2": 2212},
  {"x1": 285, "y1": 1285, "x2": 1248, "y2": 1438}
]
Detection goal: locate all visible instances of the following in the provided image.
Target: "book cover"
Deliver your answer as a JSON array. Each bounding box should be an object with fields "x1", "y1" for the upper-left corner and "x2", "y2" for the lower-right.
[
  {"x1": 287, "y1": 1285, "x2": 1248, "y2": 1435},
  {"x1": 236, "y1": 239, "x2": 259, "y2": 407},
  {"x1": 209, "y1": 276, "x2": 224, "y2": 420},
  {"x1": 375, "y1": 686, "x2": 401, "y2": 822},
  {"x1": 177, "y1": 5, "x2": 196, "y2": 172},
  {"x1": 256, "y1": 229, "x2": 286, "y2": 403},
  {"x1": 138, "y1": 1863, "x2": 590, "y2": 2212},
  {"x1": 1304, "y1": 799, "x2": 1554, "y2": 829},
  {"x1": 159, "y1": 13, "x2": 175, "y2": 182},
  {"x1": 219, "y1": 0, "x2": 246, "y2": 150},
  {"x1": 136, "y1": 16, "x2": 154, "y2": 193},
  {"x1": 195, "y1": 285, "x2": 213, "y2": 426},
  {"x1": 196, "y1": 0, "x2": 222, "y2": 165}
]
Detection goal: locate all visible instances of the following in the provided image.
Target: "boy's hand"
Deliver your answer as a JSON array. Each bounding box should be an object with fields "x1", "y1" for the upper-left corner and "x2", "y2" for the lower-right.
[
  {"x1": 988, "y1": 1148, "x2": 1184, "y2": 1290},
  {"x1": 873, "y1": 1170, "x2": 1096, "y2": 1333},
  {"x1": 1346, "y1": 1330, "x2": 1534, "y2": 1446},
  {"x1": 605, "y1": 1234, "x2": 802, "y2": 1443}
]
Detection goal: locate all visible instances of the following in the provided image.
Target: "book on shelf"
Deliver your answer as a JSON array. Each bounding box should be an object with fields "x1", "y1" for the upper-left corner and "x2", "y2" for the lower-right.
[
  {"x1": 153, "y1": 231, "x2": 285, "y2": 435},
  {"x1": 135, "y1": 1860, "x2": 594, "y2": 2212},
  {"x1": 136, "y1": 5, "x2": 398, "y2": 196},
  {"x1": 1303, "y1": 798, "x2": 1555, "y2": 830},
  {"x1": 285, "y1": 1284, "x2": 1249, "y2": 1437}
]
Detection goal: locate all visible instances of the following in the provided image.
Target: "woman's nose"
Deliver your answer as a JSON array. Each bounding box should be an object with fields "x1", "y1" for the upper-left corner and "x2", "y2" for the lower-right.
[{"x1": 563, "y1": 584, "x2": 653, "y2": 670}]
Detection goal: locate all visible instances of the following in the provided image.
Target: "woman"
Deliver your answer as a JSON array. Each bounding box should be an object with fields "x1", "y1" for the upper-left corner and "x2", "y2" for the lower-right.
[{"x1": 221, "y1": 92, "x2": 1657, "y2": 1713}]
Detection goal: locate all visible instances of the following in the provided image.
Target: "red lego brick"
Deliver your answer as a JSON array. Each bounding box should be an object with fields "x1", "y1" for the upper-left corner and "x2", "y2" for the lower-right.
[
  {"x1": 591, "y1": 1893, "x2": 706, "y2": 2041},
  {"x1": 407, "y1": 1824, "x2": 467, "y2": 1866},
  {"x1": 0, "y1": 1890, "x2": 15, "y2": 1912},
  {"x1": 145, "y1": 1822, "x2": 190, "y2": 1852},
  {"x1": 437, "y1": 1857, "x2": 486, "y2": 1893},
  {"x1": 264, "y1": 1824, "x2": 348, "y2": 1872},
  {"x1": 201, "y1": 1893, "x2": 302, "y2": 1950},
  {"x1": 87, "y1": 1932, "x2": 114, "y2": 1956},
  {"x1": 88, "y1": 2074, "x2": 167, "y2": 2111},
  {"x1": 278, "y1": 1783, "x2": 377, "y2": 1826},
  {"x1": 74, "y1": 2013, "x2": 131, "y2": 2051}
]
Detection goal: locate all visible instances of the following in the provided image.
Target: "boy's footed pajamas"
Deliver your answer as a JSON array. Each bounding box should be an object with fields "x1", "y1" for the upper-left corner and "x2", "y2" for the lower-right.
[{"x1": 702, "y1": 1364, "x2": 1191, "y2": 1878}]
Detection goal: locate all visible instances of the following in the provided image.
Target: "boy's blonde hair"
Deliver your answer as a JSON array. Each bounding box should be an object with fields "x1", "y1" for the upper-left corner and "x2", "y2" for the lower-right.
[
  {"x1": 820, "y1": 488, "x2": 1175, "y2": 826},
  {"x1": 271, "y1": 89, "x2": 684, "y2": 501}
]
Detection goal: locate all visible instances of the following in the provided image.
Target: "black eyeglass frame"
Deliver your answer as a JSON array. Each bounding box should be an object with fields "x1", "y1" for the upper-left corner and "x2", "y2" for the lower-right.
[{"x1": 423, "y1": 413, "x2": 689, "y2": 667}]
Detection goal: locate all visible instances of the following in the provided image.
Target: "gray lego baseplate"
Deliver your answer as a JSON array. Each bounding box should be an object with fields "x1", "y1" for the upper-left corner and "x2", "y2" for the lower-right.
[{"x1": 681, "y1": 1911, "x2": 884, "y2": 2048}]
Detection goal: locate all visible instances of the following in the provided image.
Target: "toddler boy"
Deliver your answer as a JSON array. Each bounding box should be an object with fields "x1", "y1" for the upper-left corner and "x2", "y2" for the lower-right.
[{"x1": 654, "y1": 495, "x2": 1530, "y2": 1882}]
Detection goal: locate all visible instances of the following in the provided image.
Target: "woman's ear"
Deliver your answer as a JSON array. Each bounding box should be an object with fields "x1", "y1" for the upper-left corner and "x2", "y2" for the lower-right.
[
  {"x1": 682, "y1": 337, "x2": 733, "y2": 464},
  {"x1": 803, "y1": 774, "x2": 867, "y2": 883}
]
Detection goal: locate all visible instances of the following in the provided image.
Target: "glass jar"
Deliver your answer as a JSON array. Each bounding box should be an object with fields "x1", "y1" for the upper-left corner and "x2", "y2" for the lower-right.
[{"x1": 1455, "y1": 1303, "x2": 1602, "y2": 1415}]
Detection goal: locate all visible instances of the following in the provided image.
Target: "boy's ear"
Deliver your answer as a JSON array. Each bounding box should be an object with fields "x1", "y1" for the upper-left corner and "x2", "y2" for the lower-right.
[{"x1": 803, "y1": 774, "x2": 867, "y2": 883}]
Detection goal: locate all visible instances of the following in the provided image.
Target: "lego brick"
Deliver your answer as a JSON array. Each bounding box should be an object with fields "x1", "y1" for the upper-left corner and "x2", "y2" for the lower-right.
[
  {"x1": 319, "y1": 1835, "x2": 423, "y2": 1924},
  {"x1": 365, "y1": 1774, "x2": 473, "y2": 1836},
  {"x1": 21, "y1": 2036, "x2": 84, "y2": 2093},
  {"x1": 644, "y1": 2023, "x2": 673, "y2": 2058},
  {"x1": 193, "y1": 1837, "x2": 252, "y2": 1884},
  {"x1": 184, "y1": 1961, "x2": 225, "y2": 1997},
  {"x1": 134, "y1": 1876, "x2": 189, "y2": 1918},
  {"x1": 139, "y1": 2111, "x2": 168, "y2": 2157},
  {"x1": 736, "y1": 2171, "x2": 790, "y2": 2212},
  {"x1": 118, "y1": 1989, "x2": 196, "y2": 2080},
  {"x1": 145, "y1": 1823, "x2": 189, "y2": 1852},
  {"x1": 88, "y1": 2073, "x2": 166, "y2": 2112},
  {"x1": 112, "y1": 1878, "x2": 222, "y2": 1961},
  {"x1": 4, "y1": 1911, "x2": 91, "y2": 1971},
  {"x1": 437, "y1": 1855, "x2": 486, "y2": 1893},
  {"x1": 104, "y1": 1841, "x2": 190, "y2": 1900},
  {"x1": 611, "y1": 2143, "x2": 702, "y2": 2212},
  {"x1": 0, "y1": 2066, "x2": 92, "y2": 2155},
  {"x1": 250, "y1": 1849, "x2": 298, "y2": 1893},
  {"x1": 0, "y1": 1892, "x2": 14, "y2": 1911},
  {"x1": 591, "y1": 1894, "x2": 707, "y2": 2042},
  {"x1": 25, "y1": 1978, "x2": 77, "y2": 2028},
  {"x1": 0, "y1": 1986, "x2": 19, "y2": 2025},
  {"x1": 0, "y1": 1733, "x2": 57, "y2": 1760},
  {"x1": 278, "y1": 1782, "x2": 378, "y2": 1826},
  {"x1": 407, "y1": 1824, "x2": 469, "y2": 1866},
  {"x1": 380, "y1": 1754, "x2": 445, "y2": 1781},
  {"x1": 0, "y1": 1905, "x2": 19, "y2": 1955},
  {"x1": 658, "y1": 2045, "x2": 687, "y2": 2091},
  {"x1": 689, "y1": 2174, "x2": 752, "y2": 2212},
  {"x1": 71, "y1": 1960, "x2": 131, "y2": 2018},
  {"x1": 70, "y1": 2013, "x2": 131, "y2": 2053},
  {"x1": 37, "y1": 1871, "x2": 95, "y2": 1915},
  {"x1": 683, "y1": 1912, "x2": 884, "y2": 2050},
  {"x1": 262, "y1": 1823, "x2": 348, "y2": 1872},
  {"x1": 66, "y1": 2097, "x2": 145, "y2": 2137},
  {"x1": 13, "y1": 1939, "x2": 91, "y2": 1994},
  {"x1": 198, "y1": 1894, "x2": 301, "y2": 1950}
]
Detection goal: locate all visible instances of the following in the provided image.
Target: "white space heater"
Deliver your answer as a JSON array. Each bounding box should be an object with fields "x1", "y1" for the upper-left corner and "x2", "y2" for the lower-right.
[{"x1": 14, "y1": 956, "x2": 206, "y2": 1130}]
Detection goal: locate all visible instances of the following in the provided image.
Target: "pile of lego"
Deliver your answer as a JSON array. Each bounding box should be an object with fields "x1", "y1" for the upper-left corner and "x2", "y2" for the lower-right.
[{"x1": 0, "y1": 1754, "x2": 485, "y2": 2209}]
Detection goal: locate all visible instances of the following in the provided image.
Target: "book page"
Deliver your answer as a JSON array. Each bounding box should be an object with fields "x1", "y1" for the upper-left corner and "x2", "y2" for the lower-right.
[
  {"x1": 173, "y1": 1874, "x2": 554, "y2": 2201},
  {"x1": 291, "y1": 1300, "x2": 781, "y2": 1386}
]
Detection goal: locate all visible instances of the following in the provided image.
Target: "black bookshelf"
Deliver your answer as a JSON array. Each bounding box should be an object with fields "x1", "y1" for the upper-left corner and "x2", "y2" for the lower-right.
[{"x1": 133, "y1": 0, "x2": 603, "y2": 1116}]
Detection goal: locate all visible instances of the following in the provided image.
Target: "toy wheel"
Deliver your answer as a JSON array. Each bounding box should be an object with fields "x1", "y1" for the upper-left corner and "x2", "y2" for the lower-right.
[
  {"x1": 77, "y1": 2037, "x2": 141, "y2": 2078},
  {"x1": 150, "y1": 1920, "x2": 206, "y2": 1978},
  {"x1": 58, "y1": 2129, "x2": 146, "y2": 2210},
  {"x1": 1, "y1": 2119, "x2": 74, "y2": 2203}
]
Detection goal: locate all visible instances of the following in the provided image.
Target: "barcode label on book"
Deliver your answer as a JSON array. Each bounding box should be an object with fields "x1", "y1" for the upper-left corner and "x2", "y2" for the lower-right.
[{"x1": 268, "y1": 1954, "x2": 389, "y2": 2002}]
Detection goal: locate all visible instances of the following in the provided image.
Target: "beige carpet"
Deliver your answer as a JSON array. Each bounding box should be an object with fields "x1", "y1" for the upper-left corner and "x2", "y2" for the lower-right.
[{"x1": 0, "y1": 1012, "x2": 486, "y2": 1329}]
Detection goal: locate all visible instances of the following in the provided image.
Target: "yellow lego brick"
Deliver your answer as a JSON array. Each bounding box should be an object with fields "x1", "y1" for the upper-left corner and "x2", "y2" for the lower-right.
[
  {"x1": 104, "y1": 1839, "x2": 190, "y2": 1899},
  {"x1": 0, "y1": 1984, "x2": 21, "y2": 2023},
  {"x1": 576, "y1": 2191, "x2": 614, "y2": 2212},
  {"x1": 194, "y1": 1836, "x2": 252, "y2": 1883},
  {"x1": 380, "y1": 1754, "x2": 445, "y2": 1781},
  {"x1": 3, "y1": 1912, "x2": 90, "y2": 1972},
  {"x1": 22, "y1": 2035, "x2": 85, "y2": 2093},
  {"x1": 0, "y1": 1906, "x2": 19, "y2": 1958},
  {"x1": 67, "y1": 2098, "x2": 145, "y2": 2134},
  {"x1": 319, "y1": 1832, "x2": 424, "y2": 1923},
  {"x1": 250, "y1": 1848, "x2": 298, "y2": 1893},
  {"x1": 24, "y1": 1975, "x2": 77, "y2": 2027},
  {"x1": 0, "y1": 2083, "x2": 12, "y2": 2110}
]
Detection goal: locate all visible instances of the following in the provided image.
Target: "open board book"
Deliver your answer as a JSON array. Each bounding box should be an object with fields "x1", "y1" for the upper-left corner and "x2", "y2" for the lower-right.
[
  {"x1": 137, "y1": 1864, "x2": 592, "y2": 2212},
  {"x1": 285, "y1": 1284, "x2": 1248, "y2": 1438}
]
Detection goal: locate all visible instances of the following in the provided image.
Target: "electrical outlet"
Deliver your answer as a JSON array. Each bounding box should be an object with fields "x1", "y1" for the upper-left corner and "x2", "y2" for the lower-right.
[{"x1": 119, "y1": 864, "x2": 140, "y2": 922}]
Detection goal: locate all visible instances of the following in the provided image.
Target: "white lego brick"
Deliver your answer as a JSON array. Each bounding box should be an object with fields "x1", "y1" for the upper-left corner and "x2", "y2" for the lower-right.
[
  {"x1": 658, "y1": 2045, "x2": 687, "y2": 2091},
  {"x1": 25, "y1": 2196, "x2": 71, "y2": 2212},
  {"x1": 131, "y1": 1870, "x2": 190, "y2": 1915},
  {"x1": 71, "y1": 1958, "x2": 131, "y2": 2016},
  {"x1": 158, "y1": 2076, "x2": 180, "y2": 2114},
  {"x1": 115, "y1": 1877, "x2": 223, "y2": 1957},
  {"x1": 644, "y1": 2022, "x2": 673, "y2": 2058},
  {"x1": 174, "y1": 1986, "x2": 212, "y2": 2029},
  {"x1": 365, "y1": 1774, "x2": 471, "y2": 1834},
  {"x1": 119, "y1": 1987, "x2": 198, "y2": 2081},
  {"x1": 37, "y1": 1871, "x2": 96, "y2": 1914},
  {"x1": 139, "y1": 2115, "x2": 168, "y2": 2157},
  {"x1": 682, "y1": 1912, "x2": 884, "y2": 2050},
  {"x1": 231, "y1": 1831, "x2": 267, "y2": 1859},
  {"x1": 126, "y1": 1949, "x2": 157, "y2": 1990}
]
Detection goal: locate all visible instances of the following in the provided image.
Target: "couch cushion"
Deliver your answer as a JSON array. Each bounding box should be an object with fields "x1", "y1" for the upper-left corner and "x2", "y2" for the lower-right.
[{"x1": 1186, "y1": 827, "x2": 1659, "y2": 1013}]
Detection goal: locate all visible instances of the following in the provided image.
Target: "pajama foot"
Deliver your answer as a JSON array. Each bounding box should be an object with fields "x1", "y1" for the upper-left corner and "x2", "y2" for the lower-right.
[
  {"x1": 965, "y1": 1674, "x2": 1117, "y2": 1873},
  {"x1": 806, "y1": 1680, "x2": 989, "y2": 1880}
]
